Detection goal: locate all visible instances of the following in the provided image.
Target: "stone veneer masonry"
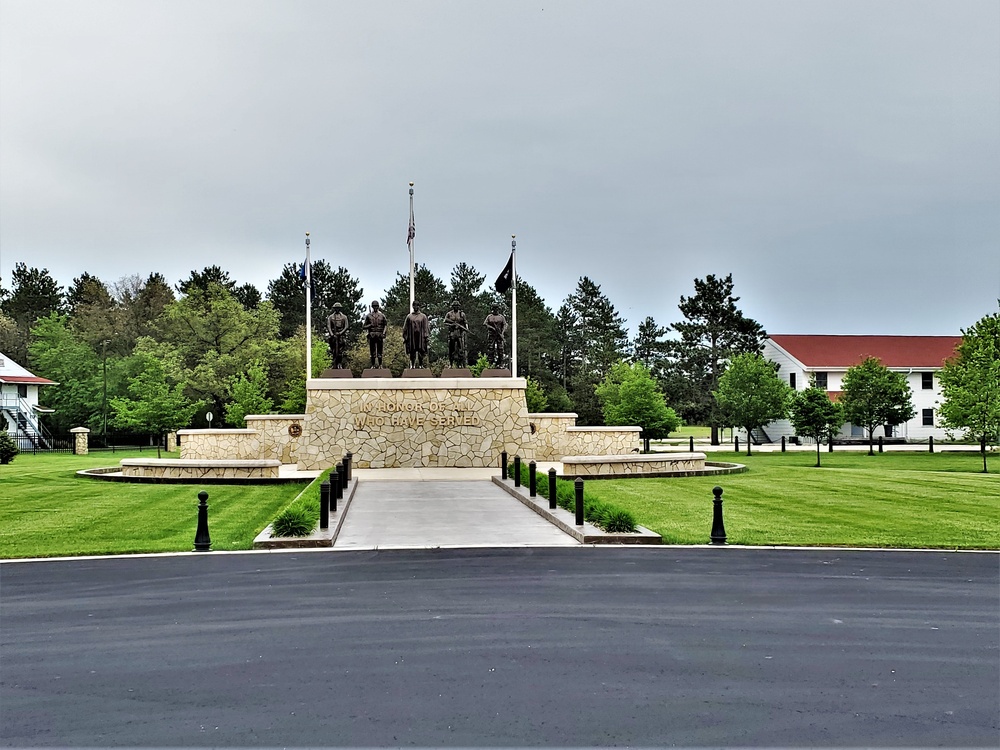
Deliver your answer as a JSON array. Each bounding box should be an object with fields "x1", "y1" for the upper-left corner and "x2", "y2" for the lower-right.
[
  {"x1": 244, "y1": 415, "x2": 305, "y2": 464},
  {"x1": 296, "y1": 378, "x2": 535, "y2": 469},
  {"x1": 177, "y1": 429, "x2": 278, "y2": 461},
  {"x1": 528, "y1": 414, "x2": 641, "y2": 459},
  {"x1": 562, "y1": 452, "x2": 706, "y2": 477},
  {"x1": 120, "y1": 458, "x2": 280, "y2": 480}
]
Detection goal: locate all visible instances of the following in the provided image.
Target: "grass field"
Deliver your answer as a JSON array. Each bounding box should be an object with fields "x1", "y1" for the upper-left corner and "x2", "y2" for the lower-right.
[
  {"x1": 0, "y1": 452, "x2": 311, "y2": 559},
  {"x1": 586, "y1": 450, "x2": 1000, "y2": 549}
]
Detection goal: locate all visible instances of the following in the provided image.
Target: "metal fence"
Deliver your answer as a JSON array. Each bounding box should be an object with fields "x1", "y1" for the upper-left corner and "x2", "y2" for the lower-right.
[{"x1": 11, "y1": 432, "x2": 163, "y2": 455}]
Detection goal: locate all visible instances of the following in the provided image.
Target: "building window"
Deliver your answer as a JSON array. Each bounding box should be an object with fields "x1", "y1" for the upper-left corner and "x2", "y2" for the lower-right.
[
  {"x1": 814, "y1": 372, "x2": 828, "y2": 389},
  {"x1": 922, "y1": 372, "x2": 933, "y2": 390},
  {"x1": 16, "y1": 384, "x2": 27, "y2": 399},
  {"x1": 789, "y1": 372, "x2": 796, "y2": 389},
  {"x1": 922, "y1": 408, "x2": 934, "y2": 426}
]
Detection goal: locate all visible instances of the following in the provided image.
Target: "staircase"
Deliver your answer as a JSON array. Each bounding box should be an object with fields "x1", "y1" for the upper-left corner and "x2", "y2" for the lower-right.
[
  {"x1": 1, "y1": 394, "x2": 53, "y2": 449},
  {"x1": 750, "y1": 426, "x2": 772, "y2": 445}
]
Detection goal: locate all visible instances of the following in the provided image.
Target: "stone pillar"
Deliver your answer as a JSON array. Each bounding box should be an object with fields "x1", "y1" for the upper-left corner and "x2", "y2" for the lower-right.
[
  {"x1": 165, "y1": 431, "x2": 178, "y2": 453},
  {"x1": 70, "y1": 427, "x2": 90, "y2": 455}
]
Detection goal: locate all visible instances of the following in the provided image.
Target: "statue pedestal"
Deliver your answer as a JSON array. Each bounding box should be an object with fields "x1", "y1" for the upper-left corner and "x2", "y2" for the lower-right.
[
  {"x1": 319, "y1": 368, "x2": 354, "y2": 378},
  {"x1": 481, "y1": 368, "x2": 512, "y2": 378},
  {"x1": 362, "y1": 368, "x2": 393, "y2": 378},
  {"x1": 440, "y1": 368, "x2": 473, "y2": 378},
  {"x1": 402, "y1": 368, "x2": 434, "y2": 378},
  {"x1": 298, "y1": 377, "x2": 533, "y2": 469}
]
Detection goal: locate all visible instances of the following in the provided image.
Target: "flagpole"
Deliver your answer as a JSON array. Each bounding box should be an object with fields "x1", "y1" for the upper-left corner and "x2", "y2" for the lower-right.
[
  {"x1": 304, "y1": 232, "x2": 312, "y2": 381},
  {"x1": 408, "y1": 182, "x2": 415, "y2": 312},
  {"x1": 511, "y1": 235, "x2": 517, "y2": 377}
]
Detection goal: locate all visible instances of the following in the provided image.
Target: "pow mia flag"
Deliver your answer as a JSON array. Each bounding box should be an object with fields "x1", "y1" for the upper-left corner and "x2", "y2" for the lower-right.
[{"x1": 494, "y1": 252, "x2": 514, "y2": 294}]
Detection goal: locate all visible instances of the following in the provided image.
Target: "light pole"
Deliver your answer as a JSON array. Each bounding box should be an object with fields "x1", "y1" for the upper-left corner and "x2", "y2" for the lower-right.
[{"x1": 101, "y1": 339, "x2": 111, "y2": 442}]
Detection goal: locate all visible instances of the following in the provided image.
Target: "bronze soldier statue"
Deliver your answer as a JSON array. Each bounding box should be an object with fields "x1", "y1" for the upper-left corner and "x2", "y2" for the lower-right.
[
  {"x1": 402, "y1": 301, "x2": 431, "y2": 369},
  {"x1": 484, "y1": 304, "x2": 507, "y2": 368},
  {"x1": 444, "y1": 300, "x2": 469, "y2": 368},
  {"x1": 362, "y1": 300, "x2": 388, "y2": 369},
  {"x1": 326, "y1": 302, "x2": 350, "y2": 369}
]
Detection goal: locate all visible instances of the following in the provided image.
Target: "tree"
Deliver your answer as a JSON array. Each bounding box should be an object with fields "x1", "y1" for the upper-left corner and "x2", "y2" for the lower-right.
[
  {"x1": 557, "y1": 277, "x2": 630, "y2": 425},
  {"x1": 274, "y1": 332, "x2": 332, "y2": 413},
  {"x1": 713, "y1": 352, "x2": 791, "y2": 455},
  {"x1": 938, "y1": 309, "x2": 1000, "y2": 472},
  {"x1": 666, "y1": 274, "x2": 765, "y2": 444},
  {"x1": 841, "y1": 357, "x2": 916, "y2": 455},
  {"x1": 632, "y1": 316, "x2": 671, "y2": 379},
  {"x1": 224, "y1": 361, "x2": 274, "y2": 426},
  {"x1": 790, "y1": 386, "x2": 845, "y2": 467},
  {"x1": 177, "y1": 265, "x2": 237, "y2": 297},
  {"x1": 524, "y1": 376, "x2": 548, "y2": 413},
  {"x1": 155, "y1": 284, "x2": 280, "y2": 416},
  {"x1": 110, "y1": 353, "x2": 203, "y2": 456},
  {"x1": 596, "y1": 361, "x2": 682, "y2": 452},
  {"x1": 267, "y1": 261, "x2": 365, "y2": 340},
  {"x1": 67, "y1": 273, "x2": 120, "y2": 348},
  {"x1": 1, "y1": 263, "x2": 65, "y2": 363},
  {"x1": 113, "y1": 273, "x2": 175, "y2": 350}
]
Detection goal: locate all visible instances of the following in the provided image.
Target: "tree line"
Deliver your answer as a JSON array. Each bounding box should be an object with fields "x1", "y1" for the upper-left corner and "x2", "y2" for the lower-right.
[{"x1": 2, "y1": 260, "x2": 996, "y2": 466}]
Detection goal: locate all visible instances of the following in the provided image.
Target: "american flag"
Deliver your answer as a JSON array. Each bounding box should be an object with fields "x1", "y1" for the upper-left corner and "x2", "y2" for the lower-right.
[{"x1": 407, "y1": 204, "x2": 415, "y2": 247}]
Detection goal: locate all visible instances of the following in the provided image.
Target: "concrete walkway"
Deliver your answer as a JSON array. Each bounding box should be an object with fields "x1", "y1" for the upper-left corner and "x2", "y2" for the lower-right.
[{"x1": 335, "y1": 473, "x2": 577, "y2": 549}]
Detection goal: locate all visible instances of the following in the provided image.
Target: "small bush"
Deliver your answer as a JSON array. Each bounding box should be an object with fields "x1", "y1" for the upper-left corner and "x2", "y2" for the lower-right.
[
  {"x1": 270, "y1": 505, "x2": 315, "y2": 537},
  {"x1": 0, "y1": 434, "x2": 19, "y2": 465},
  {"x1": 512, "y1": 461, "x2": 636, "y2": 534}
]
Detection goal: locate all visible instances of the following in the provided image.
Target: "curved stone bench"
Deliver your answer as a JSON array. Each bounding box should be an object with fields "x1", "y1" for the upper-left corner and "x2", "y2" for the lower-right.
[
  {"x1": 562, "y1": 452, "x2": 708, "y2": 478},
  {"x1": 120, "y1": 458, "x2": 281, "y2": 480}
]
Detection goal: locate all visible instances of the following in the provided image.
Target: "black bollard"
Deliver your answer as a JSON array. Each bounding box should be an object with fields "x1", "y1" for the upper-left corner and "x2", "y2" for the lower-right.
[
  {"x1": 344, "y1": 452, "x2": 353, "y2": 481},
  {"x1": 689, "y1": 435, "x2": 694, "y2": 453},
  {"x1": 529, "y1": 461, "x2": 537, "y2": 497},
  {"x1": 339, "y1": 459, "x2": 349, "y2": 491},
  {"x1": 574, "y1": 477, "x2": 584, "y2": 526},
  {"x1": 501, "y1": 451, "x2": 508, "y2": 480},
  {"x1": 194, "y1": 491, "x2": 211, "y2": 551},
  {"x1": 929, "y1": 435, "x2": 934, "y2": 453},
  {"x1": 333, "y1": 464, "x2": 344, "y2": 503},
  {"x1": 734, "y1": 436, "x2": 740, "y2": 453},
  {"x1": 878, "y1": 436, "x2": 884, "y2": 453},
  {"x1": 781, "y1": 435, "x2": 786, "y2": 452},
  {"x1": 548, "y1": 468, "x2": 557, "y2": 510},
  {"x1": 513, "y1": 455, "x2": 521, "y2": 487},
  {"x1": 320, "y1": 480, "x2": 330, "y2": 529},
  {"x1": 710, "y1": 486, "x2": 727, "y2": 545}
]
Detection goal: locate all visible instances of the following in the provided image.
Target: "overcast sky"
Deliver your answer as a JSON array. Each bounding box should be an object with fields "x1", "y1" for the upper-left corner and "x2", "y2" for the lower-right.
[{"x1": 2, "y1": 0, "x2": 998, "y2": 337}]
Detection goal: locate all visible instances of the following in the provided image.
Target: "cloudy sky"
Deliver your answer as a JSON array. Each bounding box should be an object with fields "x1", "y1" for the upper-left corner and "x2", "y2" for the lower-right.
[{"x1": 2, "y1": 0, "x2": 998, "y2": 337}]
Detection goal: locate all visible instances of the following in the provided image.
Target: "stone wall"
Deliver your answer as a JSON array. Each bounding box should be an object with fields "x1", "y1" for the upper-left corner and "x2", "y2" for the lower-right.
[
  {"x1": 244, "y1": 415, "x2": 305, "y2": 464},
  {"x1": 562, "y1": 452, "x2": 706, "y2": 477},
  {"x1": 529, "y1": 414, "x2": 641, "y2": 459},
  {"x1": 177, "y1": 429, "x2": 277, "y2": 461},
  {"x1": 297, "y1": 377, "x2": 534, "y2": 469},
  {"x1": 120, "y1": 458, "x2": 280, "y2": 480}
]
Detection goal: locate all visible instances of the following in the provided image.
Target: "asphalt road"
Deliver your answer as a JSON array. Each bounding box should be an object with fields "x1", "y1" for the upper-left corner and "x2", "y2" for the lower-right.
[{"x1": 2, "y1": 548, "x2": 997, "y2": 747}]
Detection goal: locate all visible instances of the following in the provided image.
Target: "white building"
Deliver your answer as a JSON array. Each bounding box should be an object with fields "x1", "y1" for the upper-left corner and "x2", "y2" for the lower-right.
[
  {"x1": 753, "y1": 335, "x2": 961, "y2": 444},
  {"x1": 0, "y1": 352, "x2": 56, "y2": 448}
]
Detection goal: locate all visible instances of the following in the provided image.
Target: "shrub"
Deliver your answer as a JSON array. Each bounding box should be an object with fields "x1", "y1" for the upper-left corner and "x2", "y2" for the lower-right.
[
  {"x1": 513, "y1": 461, "x2": 637, "y2": 534},
  {"x1": 0, "y1": 433, "x2": 19, "y2": 465},
  {"x1": 270, "y1": 505, "x2": 315, "y2": 537}
]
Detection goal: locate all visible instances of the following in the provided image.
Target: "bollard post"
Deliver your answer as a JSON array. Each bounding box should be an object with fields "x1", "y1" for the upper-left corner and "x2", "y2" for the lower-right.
[
  {"x1": 344, "y1": 451, "x2": 353, "y2": 481},
  {"x1": 929, "y1": 435, "x2": 934, "y2": 453},
  {"x1": 320, "y1": 480, "x2": 330, "y2": 529},
  {"x1": 710, "y1": 486, "x2": 727, "y2": 545},
  {"x1": 339, "y1": 458, "x2": 349, "y2": 491},
  {"x1": 734, "y1": 436, "x2": 740, "y2": 453},
  {"x1": 529, "y1": 461, "x2": 537, "y2": 497},
  {"x1": 501, "y1": 451, "x2": 508, "y2": 480},
  {"x1": 194, "y1": 491, "x2": 211, "y2": 551},
  {"x1": 333, "y1": 464, "x2": 344, "y2": 503},
  {"x1": 513, "y1": 455, "x2": 521, "y2": 487},
  {"x1": 574, "y1": 477, "x2": 584, "y2": 526},
  {"x1": 689, "y1": 435, "x2": 694, "y2": 453},
  {"x1": 878, "y1": 436, "x2": 884, "y2": 453},
  {"x1": 781, "y1": 435, "x2": 786, "y2": 452},
  {"x1": 548, "y1": 468, "x2": 557, "y2": 510}
]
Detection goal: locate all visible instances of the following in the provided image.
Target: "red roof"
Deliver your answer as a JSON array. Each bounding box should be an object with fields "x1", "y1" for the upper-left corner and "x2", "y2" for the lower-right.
[
  {"x1": 0, "y1": 376, "x2": 58, "y2": 385},
  {"x1": 769, "y1": 335, "x2": 961, "y2": 369}
]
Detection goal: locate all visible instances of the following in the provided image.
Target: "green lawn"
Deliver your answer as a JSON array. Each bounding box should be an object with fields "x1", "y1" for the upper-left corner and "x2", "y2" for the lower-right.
[
  {"x1": 586, "y1": 450, "x2": 1000, "y2": 549},
  {"x1": 0, "y1": 452, "x2": 311, "y2": 559}
]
